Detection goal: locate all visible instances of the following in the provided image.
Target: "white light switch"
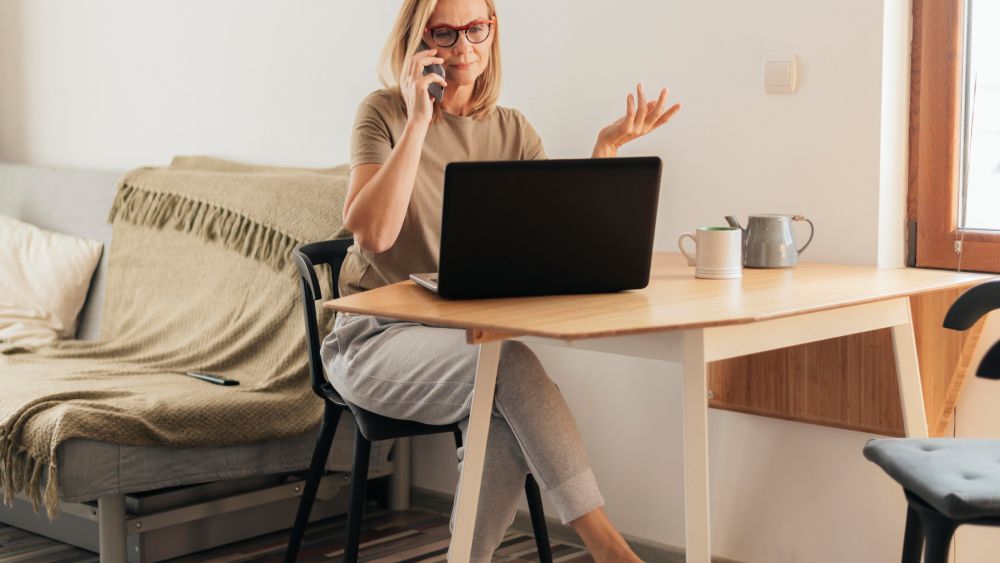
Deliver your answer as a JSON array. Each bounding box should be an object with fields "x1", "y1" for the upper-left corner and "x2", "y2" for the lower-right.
[{"x1": 764, "y1": 55, "x2": 798, "y2": 94}]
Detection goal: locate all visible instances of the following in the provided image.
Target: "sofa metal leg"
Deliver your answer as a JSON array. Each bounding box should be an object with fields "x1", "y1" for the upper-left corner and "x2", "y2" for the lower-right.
[
  {"x1": 388, "y1": 437, "x2": 410, "y2": 510},
  {"x1": 98, "y1": 494, "x2": 127, "y2": 563}
]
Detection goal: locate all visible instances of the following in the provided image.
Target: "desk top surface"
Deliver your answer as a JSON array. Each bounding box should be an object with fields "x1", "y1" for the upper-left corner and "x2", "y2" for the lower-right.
[{"x1": 323, "y1": 253, "x2": 993, "y2": 340}]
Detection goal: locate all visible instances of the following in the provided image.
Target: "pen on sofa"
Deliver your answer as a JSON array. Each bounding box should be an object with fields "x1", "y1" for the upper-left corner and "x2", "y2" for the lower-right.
[{"x1": 183, "y1": 371, "x2": 240, "y2": 386}]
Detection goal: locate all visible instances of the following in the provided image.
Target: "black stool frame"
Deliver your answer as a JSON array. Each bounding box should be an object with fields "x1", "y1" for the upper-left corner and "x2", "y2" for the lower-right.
[{"x1": 284, "y1": 238, "x2": 553, "y2": 563}]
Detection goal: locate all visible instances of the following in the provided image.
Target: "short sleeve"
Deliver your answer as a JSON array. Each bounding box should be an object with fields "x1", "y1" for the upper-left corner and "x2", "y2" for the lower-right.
[
  {"x1": 518, "y1": 112, "x2": 547, "y2": 161},
  {"x1": 350, "y1": 96, "x2": 394, "y2": 169}
]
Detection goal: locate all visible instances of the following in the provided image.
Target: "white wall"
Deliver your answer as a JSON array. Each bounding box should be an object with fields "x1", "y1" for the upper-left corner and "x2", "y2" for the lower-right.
[
  {"x1": 878, "y1": 0, "x2": 912, "y2": 268},
  {"x1": 2, "y1": 1, "x2": 995, "y2": 561},
  {"x1": 0, "y1": 0, "x2": 884, "y2": 267}
]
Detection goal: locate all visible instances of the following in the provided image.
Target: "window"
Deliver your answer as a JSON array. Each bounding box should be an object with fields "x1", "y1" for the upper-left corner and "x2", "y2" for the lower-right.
[
  {"x1": 909, "y1": 0, "x2": 1000, "y2": 272},
  {"x1": 962, "y1": 0, "x2": 1000, "y2": 232}
]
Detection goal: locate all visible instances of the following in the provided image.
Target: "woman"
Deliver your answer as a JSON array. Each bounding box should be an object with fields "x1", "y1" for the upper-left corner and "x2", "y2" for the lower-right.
[{"x1": 321, "y1": 0, "x2": 681, "y2": 560}]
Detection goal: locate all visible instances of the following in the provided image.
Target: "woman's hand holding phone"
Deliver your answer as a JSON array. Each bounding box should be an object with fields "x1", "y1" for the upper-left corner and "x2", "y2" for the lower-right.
[{"x1": 401, "y1": 45, "x2": 447, "y2": 127}]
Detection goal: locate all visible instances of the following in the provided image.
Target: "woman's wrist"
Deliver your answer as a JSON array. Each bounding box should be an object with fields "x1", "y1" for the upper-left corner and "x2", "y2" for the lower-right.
[
  {"x1": 592, "y1": 140, "x2": 619, "y2": 158},
  {"x1": 404, "y1": 119, "x2": 430, "y2": 138}
]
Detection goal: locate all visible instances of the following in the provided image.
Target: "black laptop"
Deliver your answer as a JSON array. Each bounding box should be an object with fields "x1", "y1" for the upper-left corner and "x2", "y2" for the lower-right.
[{"x1": 409, "y1": 156, "x2": 662, "y2": 299}]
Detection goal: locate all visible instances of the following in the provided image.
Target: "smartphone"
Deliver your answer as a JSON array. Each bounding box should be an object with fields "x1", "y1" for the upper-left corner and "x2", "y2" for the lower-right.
[{"x1": 419, "y1": 40, "x2": 445, "y2": 103}]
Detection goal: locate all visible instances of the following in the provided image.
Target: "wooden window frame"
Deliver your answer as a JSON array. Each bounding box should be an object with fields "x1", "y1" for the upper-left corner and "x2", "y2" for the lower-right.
[{"x1": 909, "y1": 0, "x2": 1000, "y2": 273}]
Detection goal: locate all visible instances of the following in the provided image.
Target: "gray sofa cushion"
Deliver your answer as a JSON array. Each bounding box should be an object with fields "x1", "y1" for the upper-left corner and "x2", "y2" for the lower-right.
[
  {"x1": 864, "y1": 438, "x2": 1000, "y2": 520},
  {"x1": 57, "y1": 411, "x2": 390, "y2": 502}
]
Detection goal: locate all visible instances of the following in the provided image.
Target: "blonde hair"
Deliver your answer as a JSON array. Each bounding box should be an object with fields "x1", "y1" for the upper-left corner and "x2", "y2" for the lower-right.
[{"x1": 377, "y1": 0, "x2": 501, "y2": 122}]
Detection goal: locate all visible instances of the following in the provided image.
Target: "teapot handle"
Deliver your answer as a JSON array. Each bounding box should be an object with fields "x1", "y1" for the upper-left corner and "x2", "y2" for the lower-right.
[{"x1": 794, "y1": 215, "x2": 815, "y2": 254}]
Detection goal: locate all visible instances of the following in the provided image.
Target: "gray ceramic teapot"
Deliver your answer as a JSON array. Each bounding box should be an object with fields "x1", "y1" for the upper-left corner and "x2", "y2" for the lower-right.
[{"x1": 724, "y1": 214, "x2": 815, "y2": 268}]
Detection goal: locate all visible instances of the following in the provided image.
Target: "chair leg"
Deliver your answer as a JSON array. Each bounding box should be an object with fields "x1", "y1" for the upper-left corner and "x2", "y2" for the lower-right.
[
  {"x1": 285, "y1": 402, "x2": 341, "y2": 563},
  {"x1": 524, "y1": 473, "x2": 553, "y2": 563},
  {"x1": 344, "y1": 425, "x2": 373, "y2": 563},
  {"x1": 919, "y1": 508, "x2": 958, "y2": 563},
  {"x1": 901, "y1": 505, "x2": 923, "y2": 563}
]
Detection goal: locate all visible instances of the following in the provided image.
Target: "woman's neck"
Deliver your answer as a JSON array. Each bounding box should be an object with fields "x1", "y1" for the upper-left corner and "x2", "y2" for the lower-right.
[{"x1": 439, "y1": 83, "x2": 475, "y2": 116}]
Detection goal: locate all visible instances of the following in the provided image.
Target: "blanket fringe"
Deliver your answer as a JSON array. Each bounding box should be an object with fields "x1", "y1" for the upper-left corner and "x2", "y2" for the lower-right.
[
  {"x1": 0, "y1": 431, "x2": 61, "y2": 519},
  {"x1": 43, "y1": 462, "x2": 59, "y2": 519},
  {"x1": 0, "y1": 432, "x2": 36, "y2": 511},
  {"x1": 0, "y1": 439, "x2": 12, "y2": 508},
  {"x1": 108, "y1": 183, "x2": 302, "y2": 272}
]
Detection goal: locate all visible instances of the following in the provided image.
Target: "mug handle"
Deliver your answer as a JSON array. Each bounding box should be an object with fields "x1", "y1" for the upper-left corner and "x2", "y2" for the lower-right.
[
  {"x1": 678, "y1": 233, "x2": 697, "y2": 266},
  {"x1": 794, "y1": 215, "x2": 815, "y2": 254}
]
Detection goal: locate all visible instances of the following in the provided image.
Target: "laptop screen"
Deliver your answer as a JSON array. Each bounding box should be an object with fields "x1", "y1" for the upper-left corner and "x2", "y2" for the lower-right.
[{"x1": 437, "y1": 156, "x2": 661, "y2": 299}]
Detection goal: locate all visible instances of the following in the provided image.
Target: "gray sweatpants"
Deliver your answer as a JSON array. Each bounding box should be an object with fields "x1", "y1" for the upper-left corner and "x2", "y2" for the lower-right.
[{"x1": 320, "y1": 313, "x2": 604, "y2": 562}]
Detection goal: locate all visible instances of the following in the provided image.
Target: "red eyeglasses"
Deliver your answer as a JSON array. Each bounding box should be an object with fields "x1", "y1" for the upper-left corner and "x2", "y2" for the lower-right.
[{"x1": 425, "y1": 19, "x2": 496, "y2": 48}]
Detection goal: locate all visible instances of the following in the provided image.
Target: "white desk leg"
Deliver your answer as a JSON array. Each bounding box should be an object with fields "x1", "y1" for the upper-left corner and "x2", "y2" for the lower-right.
[
  {"x1": 682, "y1": 329, "x2": 711, "y2": 563},
  {"x1": 449, "y1": 340, "x2": 501, "y2": 563},
  {"x1": 891, "y1": 299, "x2": 929, "y2": 438}
]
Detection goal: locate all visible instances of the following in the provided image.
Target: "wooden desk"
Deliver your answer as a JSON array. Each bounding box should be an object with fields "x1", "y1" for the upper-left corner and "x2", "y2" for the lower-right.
[{"x1": 325, "y1": 253, "x2": 992, "y2": 563}]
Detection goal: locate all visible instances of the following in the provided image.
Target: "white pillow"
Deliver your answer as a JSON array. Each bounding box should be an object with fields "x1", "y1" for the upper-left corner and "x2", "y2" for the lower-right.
[{"x1": 0, "y1": 215, "x2": 103, "y2": 347}]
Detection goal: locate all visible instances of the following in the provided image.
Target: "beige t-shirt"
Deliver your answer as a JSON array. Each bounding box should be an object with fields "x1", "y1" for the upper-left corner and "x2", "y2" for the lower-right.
[{"x1": 339, "y1": 89, "x2": 547, "y2": 296}]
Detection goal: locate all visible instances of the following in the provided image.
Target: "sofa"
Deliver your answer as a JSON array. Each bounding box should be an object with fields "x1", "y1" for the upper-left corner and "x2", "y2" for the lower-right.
[{"x1": 0, "y1": 162, "x2": 402, "y2": 562}]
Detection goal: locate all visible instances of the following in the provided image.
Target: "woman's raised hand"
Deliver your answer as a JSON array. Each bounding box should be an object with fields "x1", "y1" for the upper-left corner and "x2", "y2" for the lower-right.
[
  {"x1": 593, "y1": 83, "x2": 681, "y2": 158},
  {"x1": 401, "y1": 47, "x2": 447, "y2": 127}
]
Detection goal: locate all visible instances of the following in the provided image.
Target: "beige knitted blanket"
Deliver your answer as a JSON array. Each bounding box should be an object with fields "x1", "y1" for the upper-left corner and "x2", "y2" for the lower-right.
[{"x1": 0, "y1": 156, "x2": 349, "y2": 517}]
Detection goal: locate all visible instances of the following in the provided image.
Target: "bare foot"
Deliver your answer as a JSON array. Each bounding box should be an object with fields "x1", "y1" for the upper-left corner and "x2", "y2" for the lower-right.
[
  {"x1": 592, "y1": 543, "x2": 643, "y2": 563},
  {"x1": 569, "y1": 507, "x2": 643, "y2": 562}
]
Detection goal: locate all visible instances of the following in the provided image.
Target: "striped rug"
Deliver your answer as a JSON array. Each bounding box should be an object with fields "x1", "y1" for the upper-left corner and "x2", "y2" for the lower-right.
[{"x1": 0, "y1": 508, "x2": 593, "y2": 562}]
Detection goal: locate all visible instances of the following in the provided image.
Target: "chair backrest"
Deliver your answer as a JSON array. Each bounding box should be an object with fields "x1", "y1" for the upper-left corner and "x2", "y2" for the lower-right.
[
  {"x1": 292, "y1": 238, "x2": 354, "y2": 401},
  {"x1": 944, "y1": 280, "x2": 1000, "y2": 378}
]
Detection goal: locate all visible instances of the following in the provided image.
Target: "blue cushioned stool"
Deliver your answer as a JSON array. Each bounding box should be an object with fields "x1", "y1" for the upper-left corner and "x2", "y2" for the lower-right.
[{"x1": 864, "y1": 280, "x2": 1000, "y2": 563}]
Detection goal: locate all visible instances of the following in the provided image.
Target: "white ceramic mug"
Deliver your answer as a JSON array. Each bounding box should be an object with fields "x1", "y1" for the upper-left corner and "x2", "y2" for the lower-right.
[{"x1": 677, "y1": 227, "x2": 743, "y2": 279}]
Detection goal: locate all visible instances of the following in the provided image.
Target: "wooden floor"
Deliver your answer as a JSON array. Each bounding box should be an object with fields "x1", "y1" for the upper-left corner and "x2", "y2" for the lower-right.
[{"x1": 0, "y1": 507, "x2": 593, "y2": 562}]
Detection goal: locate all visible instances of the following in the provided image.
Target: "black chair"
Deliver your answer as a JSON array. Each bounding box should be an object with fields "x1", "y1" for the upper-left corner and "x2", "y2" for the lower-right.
[
  {"x1": 864, "y1": 280, "x2": 1000, "y2": 563},
  {"x1": 284, "y1": 238, "x2": 553, "y2": 563}
]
